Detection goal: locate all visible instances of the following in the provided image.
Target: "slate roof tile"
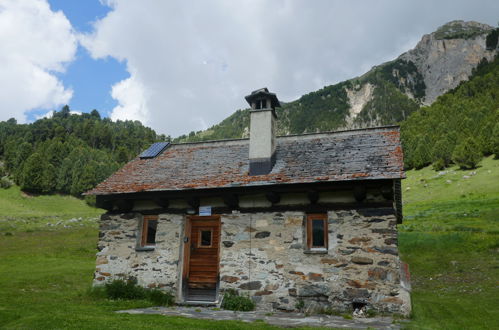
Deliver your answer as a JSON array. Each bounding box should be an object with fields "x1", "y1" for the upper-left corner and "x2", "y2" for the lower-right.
[{"x1": 86, "y1": 126, "x2": 404, "y2": 195}]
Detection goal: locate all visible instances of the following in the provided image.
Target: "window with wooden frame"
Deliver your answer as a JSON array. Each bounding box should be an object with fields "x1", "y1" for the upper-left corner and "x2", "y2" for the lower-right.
[
  {"x1": 197, "y1": 228, "x2": 213, "y2": 248},
  {"x1": 306, "y1": 214, "x2": 328, "y2": 250},
  {"x1": 140, "y1": 215, "x2": 158, "y2": 247}
]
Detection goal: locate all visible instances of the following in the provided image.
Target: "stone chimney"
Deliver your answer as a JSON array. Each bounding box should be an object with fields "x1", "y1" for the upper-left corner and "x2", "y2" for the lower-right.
[{"x1": 245, "y1": 88, "x2": 281, "y2": 175}]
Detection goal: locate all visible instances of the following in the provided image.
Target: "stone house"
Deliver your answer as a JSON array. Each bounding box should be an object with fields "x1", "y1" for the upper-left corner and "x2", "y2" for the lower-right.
[{"x1": 86, "y1": 88, "x2": 411, "y2": 315}]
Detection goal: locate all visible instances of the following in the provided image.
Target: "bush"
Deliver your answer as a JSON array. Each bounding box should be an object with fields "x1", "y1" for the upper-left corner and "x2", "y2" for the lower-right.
[
  {"x1": 84, "y1": 195, "x2": 97, "y2": 207},
  {"x1": 148, "y1": 289, "x2": 174, "y2": 306},
  {"x1": 432, "y1": 158, "x2": 446, "y2": 171},
  {"x1": 103, "y1": 279, "x2": 174, "y2": 306},
  {"x1": 0, "y1": 176, "x2": 13, "y2": 189},
  {"x1": 105, "y1": 279, "x2": 147, "y2": 300},
  {"x1": 221, "y1": 289, "x2": 255, "y2": 311},
  {"x1": 295, "y1": 299, "x2": 305, "y2": 312}
]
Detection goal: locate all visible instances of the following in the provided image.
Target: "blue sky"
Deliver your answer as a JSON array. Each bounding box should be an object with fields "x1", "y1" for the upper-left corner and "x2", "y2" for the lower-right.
[
  {"x1": 1, "y1": 0, "x2": 498, "y2": 136},
  {"x1": 39, "y1": 0, "x2": 127, "y2": 119}
]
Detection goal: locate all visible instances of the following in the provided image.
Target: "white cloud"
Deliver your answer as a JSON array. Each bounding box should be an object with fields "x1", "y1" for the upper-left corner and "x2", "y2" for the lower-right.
[
  {"x1": 0, "y1": 0, "x2": 76, "y2": 122},
  {"x1": 109, "y1": 75, "x2": 149, "y2": 124},
  {"x1": 82, "y1": 0, "x2": 499, "y2": 136}
]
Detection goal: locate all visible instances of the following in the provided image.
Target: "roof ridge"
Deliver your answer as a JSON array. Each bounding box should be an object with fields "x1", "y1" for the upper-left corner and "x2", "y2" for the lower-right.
[{"x1": 172, "y1": 125, "x2": 400, "y2": 146}]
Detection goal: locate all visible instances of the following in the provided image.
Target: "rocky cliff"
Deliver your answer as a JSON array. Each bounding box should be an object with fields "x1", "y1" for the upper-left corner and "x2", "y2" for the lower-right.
[
  {"x1": 176, "y1": 20, "x2": 498, "y2": 142},
  {"x1": 399, "y1": 20, "x2": 496, "y2": 104}
]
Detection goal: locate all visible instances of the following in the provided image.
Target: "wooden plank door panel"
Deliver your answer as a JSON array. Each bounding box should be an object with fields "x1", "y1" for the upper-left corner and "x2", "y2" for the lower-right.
[{"x1": 185, "y1": 216, "x2": 220, "y2": 289}]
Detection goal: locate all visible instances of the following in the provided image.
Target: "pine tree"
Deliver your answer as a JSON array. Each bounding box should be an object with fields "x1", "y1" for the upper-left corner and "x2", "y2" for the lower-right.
[
  {"x1": 492, "y1": 122, "x2": 499, "y2": 159},
  {"x1": 19, "y1": 153, "x2": 55, "y2": 193},
  {"x1": 432, "y1": 138, "x2": 453, "y2": 170},
  {"x1": 452, "y1": 138, "x2": 482, "y2": 169}
]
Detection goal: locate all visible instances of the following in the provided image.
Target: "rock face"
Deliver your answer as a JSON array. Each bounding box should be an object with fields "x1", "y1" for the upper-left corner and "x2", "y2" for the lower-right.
[
  {"x1": 93, "y1": 209, "x2": 411, "y2": 316},
  {"x1": 399, "y1": 20, "x2": 496, "y2": 104},
  {"x1": 345, "y1": 83, "x2": 374, "y2": 123},
  {"x1": 177, "y1": 20, "x2": 497, "y2": 142}
]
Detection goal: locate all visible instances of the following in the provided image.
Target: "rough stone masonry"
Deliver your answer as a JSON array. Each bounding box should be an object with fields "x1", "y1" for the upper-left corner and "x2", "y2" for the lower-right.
[{"x1": 94, "y1": 208, "x2": 411, "y2": 316}]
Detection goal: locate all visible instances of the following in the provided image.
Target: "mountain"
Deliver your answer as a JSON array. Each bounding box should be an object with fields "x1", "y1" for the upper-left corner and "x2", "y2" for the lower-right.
[
  {"x1": 176, "y1": 20, "x2": 497, "y2": 143},
  {"x1": 401, "y1": 54, "x2": 499, "y2": 170}
]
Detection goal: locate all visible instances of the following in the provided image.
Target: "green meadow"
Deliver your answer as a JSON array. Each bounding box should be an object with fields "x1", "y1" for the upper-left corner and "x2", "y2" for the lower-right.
[
  {"x1": 400, "y1": 156, "x2": 499, "y2": 329},
  {"x1": 0, "y1": 157, "x2": 498, "y2": 329}
]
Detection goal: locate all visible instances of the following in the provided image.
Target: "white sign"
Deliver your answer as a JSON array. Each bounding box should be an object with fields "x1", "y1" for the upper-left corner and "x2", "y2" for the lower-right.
[{"x1": 199, "y1": 206, "x2": 212, "y2": 216}]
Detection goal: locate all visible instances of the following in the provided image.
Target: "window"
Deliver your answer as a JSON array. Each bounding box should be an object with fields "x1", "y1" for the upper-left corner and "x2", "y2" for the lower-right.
[
  {"x1": 141, "y1": 215, "x2": 158, "y2": 247},
  {"x1": 306, "y1": 214, "x2": 328, "y2": 250},
  {"x1": 198, "y1": 229, "x2": 213, "y2": 247}
]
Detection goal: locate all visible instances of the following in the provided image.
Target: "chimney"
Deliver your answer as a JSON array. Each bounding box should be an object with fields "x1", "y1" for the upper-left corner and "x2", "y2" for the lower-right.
[{"x1": 245, "y1": 88, "x2": 281, "y2": 175}]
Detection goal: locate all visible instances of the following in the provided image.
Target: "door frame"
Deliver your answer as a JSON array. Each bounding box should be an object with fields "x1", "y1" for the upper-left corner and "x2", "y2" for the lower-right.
[{"x1": 181, "y1": 215, "x2": 221, "y2": 297}]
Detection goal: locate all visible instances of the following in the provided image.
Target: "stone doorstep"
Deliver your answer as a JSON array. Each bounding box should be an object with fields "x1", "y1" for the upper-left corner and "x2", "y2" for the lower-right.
[
  {"x1": 180, "y1": 300, "x2": 220, "y2": 307},
  {"x1": 117, "y1": 306, "x2": 403, "y2": 329}
]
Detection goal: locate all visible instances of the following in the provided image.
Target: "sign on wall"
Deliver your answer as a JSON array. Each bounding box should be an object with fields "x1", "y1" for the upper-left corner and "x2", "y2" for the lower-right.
[{"x1": 199, "y1": 206, "x2": 212, "y2": 216}]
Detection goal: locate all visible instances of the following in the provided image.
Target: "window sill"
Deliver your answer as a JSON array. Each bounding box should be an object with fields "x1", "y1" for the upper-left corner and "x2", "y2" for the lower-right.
[
  {"x1": 135, "y1": 246, "x2": 155, "y2": 252},
  {"x1": 304, "y1": 248, "x2": 328, "y2": 255}
]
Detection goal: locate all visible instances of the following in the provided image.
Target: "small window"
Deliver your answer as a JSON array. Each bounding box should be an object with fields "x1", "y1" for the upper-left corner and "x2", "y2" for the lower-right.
[
  {"x1": 306, "y1": 214, "x2": 328, "y2": 250},
  {"x1": 198, "y1": 229, "x2": 213, "y2": 247},
  {"x1": 141, "y1": 215, "x2": 158, "y2": 247}
]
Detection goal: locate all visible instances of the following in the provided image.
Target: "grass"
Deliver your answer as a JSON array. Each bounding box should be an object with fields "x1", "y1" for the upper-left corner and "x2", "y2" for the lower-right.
[
  {"x1": 0, "y1": 228, "x2": 284, "y2": 329},
  {"x1": 0, "y1": 157, "x2": 498, "y2": 328},
  {"x1": 0, "y1": 185, "x2": 102, "y2": 232},
  {"x1": 399, "y1": 156, "x2": 499, "y2": 329},
  {"x1": 0, "y1": 189, "x2": 287, "y2": 329}
]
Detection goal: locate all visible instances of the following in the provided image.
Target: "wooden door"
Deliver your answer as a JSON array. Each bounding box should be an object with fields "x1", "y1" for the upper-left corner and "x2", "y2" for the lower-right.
[{"x1": 184, "y1": 216, "x2": 220, "y2": 289}]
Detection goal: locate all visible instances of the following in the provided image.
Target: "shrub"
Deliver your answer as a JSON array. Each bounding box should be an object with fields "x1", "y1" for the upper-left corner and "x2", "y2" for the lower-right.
[
  {"x1": 221, "y1": 289, "x2": 255, "y2": 311},
  {"x1": 432, "y1": 158, "x2": 446, "y2": 171},
  {"x1": 102, "y1": 279, "x2": 174, "y2": 306},
  {"x1": 84, "y1": 195, "x2": 97, "y2": 207},
  {"x1": 148, "y1": 289, "x2": 174, "y2": 306},
  {"x1": 452, "y1": 138, "x2": 482, "y2": 169},
  {"x1": 105, "y1": 279, "x2": 147, "y2": 300},
  {"x1": 0, "y1": 176, "x2": 13, "y2": 189},
  {"x1": 295, "y1": 299, "x2": 305, "y2": 311}
]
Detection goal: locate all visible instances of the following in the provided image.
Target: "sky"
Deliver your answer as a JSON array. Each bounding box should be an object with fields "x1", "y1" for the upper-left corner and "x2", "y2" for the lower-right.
[{"x1": 0, "y1": 0, "x2": 497, "y2": 137}]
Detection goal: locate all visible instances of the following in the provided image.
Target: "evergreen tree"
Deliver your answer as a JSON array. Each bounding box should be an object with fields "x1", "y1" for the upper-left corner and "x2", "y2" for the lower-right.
[
  {"x1": 492, "y1": 122, "x2": 499, "y2": 159},
  {"x1": 452, "y1": 138, "x2": 482, "y2": 169},
  {"x1": 19, "y1": 153, "x2": 55, "y2": 193},
  {"x1": 432, "y1": 138, "x2": 453, "y2": 170}
]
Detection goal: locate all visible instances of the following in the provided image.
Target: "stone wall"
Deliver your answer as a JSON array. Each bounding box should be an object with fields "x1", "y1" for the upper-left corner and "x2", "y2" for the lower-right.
[
  {"x1": 219, "y1": 209, "x2": 410, "y2": 315},
  {"x1": 93, "y1": 208, "x2": 410, "y2": 316},
  {"x1": 94, "y1": 212, "x2": 183, "y2": 291}
]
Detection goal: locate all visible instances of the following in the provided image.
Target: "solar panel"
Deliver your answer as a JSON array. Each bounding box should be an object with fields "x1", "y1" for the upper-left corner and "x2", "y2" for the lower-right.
[{"x1": 139, "y1": 142, "x2": 170, "y2": 159}]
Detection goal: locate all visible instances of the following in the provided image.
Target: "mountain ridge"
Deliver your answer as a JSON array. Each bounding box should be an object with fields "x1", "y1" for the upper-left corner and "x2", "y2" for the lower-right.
[{"x1": 176, "y1": 20, "x2": 497, "y2": 143}]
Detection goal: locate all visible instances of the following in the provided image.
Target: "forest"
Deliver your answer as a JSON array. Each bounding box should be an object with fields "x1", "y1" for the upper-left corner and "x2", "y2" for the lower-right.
[
  {"x1": 0, "y1": 107, "x2": 166, "y2": 200},
  {"x1": 401, "y1": 55, "x2": 499, "y2": 170}
]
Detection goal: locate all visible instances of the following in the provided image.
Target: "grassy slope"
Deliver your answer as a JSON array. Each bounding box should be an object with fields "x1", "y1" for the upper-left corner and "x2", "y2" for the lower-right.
[
  {"x1": 0, "y1": 158, "x2": 498, "y2": 328},
  {"x1": 399, "y1": 156, "x2": 499, "y2": 329},
  {"x1": 0, "y1": 186, "x2": 102, "y2": 232}
]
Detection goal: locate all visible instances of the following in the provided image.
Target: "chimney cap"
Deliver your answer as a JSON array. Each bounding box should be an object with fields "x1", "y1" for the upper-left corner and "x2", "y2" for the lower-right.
[{"x1": 245, "y1": 87, "x2": 281, "y2": 108}]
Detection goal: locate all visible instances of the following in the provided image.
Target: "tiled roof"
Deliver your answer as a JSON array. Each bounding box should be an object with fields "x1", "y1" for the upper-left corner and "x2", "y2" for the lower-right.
[{"x1": 86, "y1": 126, "x2": 404, "y2": 196}]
